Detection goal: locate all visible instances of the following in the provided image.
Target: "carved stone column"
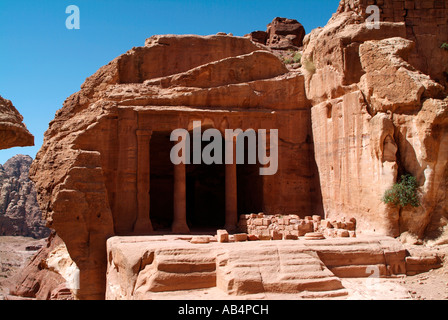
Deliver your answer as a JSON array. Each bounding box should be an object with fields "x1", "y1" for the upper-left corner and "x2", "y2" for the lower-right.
[
  {"x1": 225, "y1": 138, "x2": 238, "y2": 232},
  {"x1": 172, "y1": 132, "x2": 190, "y2": 234},
  {"x1": 134, "y1": 129, "x2": 153, "y2": 234}
]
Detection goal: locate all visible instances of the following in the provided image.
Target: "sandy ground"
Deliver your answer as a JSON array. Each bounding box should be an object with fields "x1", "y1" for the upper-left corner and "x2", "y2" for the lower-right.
[
  {"x1": 0, "y1": 236, "x2": 447, "y2": 300},
  {"x1": 342, "y1": 265, "x2": 448, "y2": 300},
  {"x1": 0, "y1": 236, "x2": 46, "y2": 300}
]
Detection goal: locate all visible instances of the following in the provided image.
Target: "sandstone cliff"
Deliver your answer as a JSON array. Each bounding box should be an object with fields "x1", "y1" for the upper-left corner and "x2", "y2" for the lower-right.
[
  {"x1": 0, "y1": 155, "x2": 49, "y2": 238},
  {"x1": 302, "y1": 0, "x2": 448, "y2": 240},
  {"x1": 0, "y1": 96, "x2": 34, "y2": 150}
]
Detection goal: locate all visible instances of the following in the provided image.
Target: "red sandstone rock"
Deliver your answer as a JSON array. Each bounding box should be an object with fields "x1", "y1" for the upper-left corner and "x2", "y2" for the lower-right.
[
  {"x1": 248, "y1": 31, "x2": 268, "y2": 45},
  {"x1": 8, "y1": 232, "x2": 74, "y2": 300},
  {"x1": 248, "y1": 17, "x2": 305, "y2": 50},
  {"x1": 303, "y1": 0, "x2": 448, "y2": 240},
  {"x1": 190, "y1": 236, "x2": 211, "y2": 244},
  {"x1": 247, "y1": 234, "x2": 259, "y2": 241},
  {"x1": 304, "y1": 232, "x2": 325, "y2": 240},
  {"x1": 270, "y1": 229, "x2": 283, "y2": 240},
  {"x1": 0, "y1": 96, "x2": 34, "y2": 150},
  {"x1": 104, "y1": 235, "x2": 430, "y2": 299},
  {"x1": 405, "y1": 256, "x2": 443, "y2": 276},
  {"x1": 266, "y1": 17, "x2": 306, "y2": 49},
  {"x1": 216, "y1": 230, "x2": 229, "y2": 243},
  {"x1": 234, "y1": 234, "x2": 248, "y2": 242},
  {"x1": 283, "y1": 234, "x2": 298, "y2": 240},
  {"x1": 336, "y1": 230, "x2": 349, "y2": 238}
]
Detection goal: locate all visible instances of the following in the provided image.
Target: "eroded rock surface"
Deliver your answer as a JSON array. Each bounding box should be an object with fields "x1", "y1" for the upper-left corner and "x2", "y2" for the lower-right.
[
  {"x1": 8, "y1": 232, "x2": 76, "y2": 300},
  {"x1": 302, "y1": 0, "x2": 448, "y2": 240},
  {"x1": 0, "y1": 96, "x2": 33, "y2": 150},
  {"x1": 248, "y1": 17, "x2": 306, "y2": 49}
]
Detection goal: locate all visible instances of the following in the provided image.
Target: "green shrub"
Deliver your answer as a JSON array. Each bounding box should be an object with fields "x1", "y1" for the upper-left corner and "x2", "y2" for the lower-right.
[
  {"x1": 441, "y1": 43, "x2": 448, "y2": 50},
  {"x1": 302, "y1": 57, "x2": 316, "y2": 74},
  {"x1": 293, "y1": 52, "x2": 302, "y2": 64},
  {"x1": 282, "y1": 51, "x2": 302, "y2": 65},
  {"x1": 382, "y1": 174, "x2": 420, "y2": 208}
]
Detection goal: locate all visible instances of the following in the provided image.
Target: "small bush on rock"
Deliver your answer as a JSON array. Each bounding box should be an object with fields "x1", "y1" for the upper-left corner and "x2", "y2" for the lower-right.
[
  {"x1": 293, "y1": 52, "x2": 302, "y2": 63},
  {"x1": 302, "y1": 57, "x2": 316, "y2": 74},
  {"x1": 382, "y1": 174, "x2": 420, "y2": 208}
]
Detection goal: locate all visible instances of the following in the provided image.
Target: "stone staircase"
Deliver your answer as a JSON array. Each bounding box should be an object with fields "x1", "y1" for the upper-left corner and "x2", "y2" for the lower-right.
[
  {"x1": 106, "y1": 235, "x2": 442, "y2": 300},
  {"x1": 133, "y1": 247, "x2": 216, "y2": 296},
  {"x1": 216, "y1": 243, "x2": 347, "y2": 297}
]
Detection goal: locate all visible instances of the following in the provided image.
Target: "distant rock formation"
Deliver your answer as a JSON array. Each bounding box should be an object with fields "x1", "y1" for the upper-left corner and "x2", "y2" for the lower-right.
[
  {"x1": 248, "y1": 17, "x2": 305, "y2": 49},
  {"x1": 0, "y1": 96, "x2": 34, "y2": 150},
  {"x1": 0, "y1": 155, "x2": 49, "y2": 238}
]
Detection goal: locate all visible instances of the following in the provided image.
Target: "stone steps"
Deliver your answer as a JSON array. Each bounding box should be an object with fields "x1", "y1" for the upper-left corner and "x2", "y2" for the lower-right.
[
  {"x1": 138, "y1": 249, "x2": 217, "y2": 293},
  {"x1": 106, "y1": 235, "x2": 425, "y2": 299},
  {"x1": 141, "y1": 270, "x2": 217, "y2": 293},
  {"x1": 216, "y1": 245, "x2": 347, "y2": 297},
  {"x1": 311, "y1": 239, "x2": 408, "y2": 277}
]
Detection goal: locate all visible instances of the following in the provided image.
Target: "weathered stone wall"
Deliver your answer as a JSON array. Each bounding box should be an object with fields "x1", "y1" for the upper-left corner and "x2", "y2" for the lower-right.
[
  {"x1": 303, "y1": 0, "x2": 448, "y2": 239},
  {"x1": 238, "y1": 213, "x2": 356, "y2": 240},
  {"x1": 337, "y1": 0, "x2": 448, "y2": 87}
]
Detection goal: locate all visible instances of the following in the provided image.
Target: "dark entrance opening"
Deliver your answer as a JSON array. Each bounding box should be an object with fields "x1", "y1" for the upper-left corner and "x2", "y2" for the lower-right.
[
  {"x1": 186, "y1": 133, "x2": 225, "y2": 230},
  {"x1": 150, "y1": 131, "x2": 174, "y2": 231},
  {"x1": 237, "y1": 138, "x2": 264, "y2": 216},
  {"x1": 150, "y1": 129, "x2": 264, "y2": 232}
]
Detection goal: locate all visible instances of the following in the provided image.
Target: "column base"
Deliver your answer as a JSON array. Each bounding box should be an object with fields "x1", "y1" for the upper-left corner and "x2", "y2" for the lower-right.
[
  {"x1": 133, "y1": 219, "x2": 154, "y2": 235},
  {"x1": 171, "y1": 223, "x2": 190, "y2": 234},
  {"x1": 224, "y1": 224, "x2": 237, "y2": 233}
]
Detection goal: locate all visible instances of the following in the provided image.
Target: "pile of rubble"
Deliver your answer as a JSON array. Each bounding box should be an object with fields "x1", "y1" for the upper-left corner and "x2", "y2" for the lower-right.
[{"x1": 212, "y1": 213, "x2": 359, "y2": 241}]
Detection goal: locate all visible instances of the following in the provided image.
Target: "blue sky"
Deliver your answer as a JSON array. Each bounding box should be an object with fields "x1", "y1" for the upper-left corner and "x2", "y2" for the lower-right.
[{"x1": 0, "y1": 0, "x2": 339, "y2": 165}]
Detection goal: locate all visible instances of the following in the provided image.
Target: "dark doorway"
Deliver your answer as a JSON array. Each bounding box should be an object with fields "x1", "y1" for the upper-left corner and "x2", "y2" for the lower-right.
[
  {"x1": 237, "y1": 139, "x2": 264, "y2": 215},
  {"x1": 186, "y1": 163, "x2": 226, "y2": 229},
  {"x1": 186, "y1": 133, "x2": 226, "y2": 230},
  {"x1": 149, "y1": 129, "x2": 264, "y2": 232},
  {"x1": 150, "y1": 131, "x2": 174, "y2": 231}
]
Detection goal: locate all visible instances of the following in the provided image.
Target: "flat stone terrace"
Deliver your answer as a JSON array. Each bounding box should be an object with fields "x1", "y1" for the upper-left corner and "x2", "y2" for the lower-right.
[{"x1": 106, "y1": 234, "x2": 415, "y2": 300}]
